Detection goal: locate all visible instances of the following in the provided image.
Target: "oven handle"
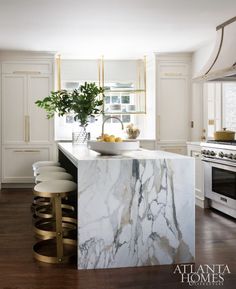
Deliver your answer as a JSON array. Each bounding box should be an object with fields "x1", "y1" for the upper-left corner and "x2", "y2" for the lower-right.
[{"x1": 202, "y1": 157, "x2": 236, "y2": 169}]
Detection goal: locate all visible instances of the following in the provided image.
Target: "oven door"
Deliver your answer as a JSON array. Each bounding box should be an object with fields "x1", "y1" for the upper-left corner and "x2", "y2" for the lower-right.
[{"x1": 204, "y1": 159, "x2": 236, "y2": 209}]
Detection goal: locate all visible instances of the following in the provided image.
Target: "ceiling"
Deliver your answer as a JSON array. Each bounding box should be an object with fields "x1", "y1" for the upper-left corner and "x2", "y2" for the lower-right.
[{"x1": 0, "y1": 0, "x2": 235, "y2": 58}]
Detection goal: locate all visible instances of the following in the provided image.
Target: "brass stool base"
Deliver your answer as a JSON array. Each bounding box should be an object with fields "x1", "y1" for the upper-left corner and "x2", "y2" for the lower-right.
[
  {"x1": 35, "y1": 204, "x2": 75, "y2": 219},
  {"x1": 33, "y1": 238, "x2": 77, "y2": 264},
  {"x1": 34, "y1": 219, "x2": 77, "y2": 239}
]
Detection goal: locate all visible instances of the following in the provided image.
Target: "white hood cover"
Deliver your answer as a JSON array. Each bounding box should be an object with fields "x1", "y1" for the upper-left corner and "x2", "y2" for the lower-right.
[{"x1": 194, "y1": 16, "x2": 236, "y2": 81}]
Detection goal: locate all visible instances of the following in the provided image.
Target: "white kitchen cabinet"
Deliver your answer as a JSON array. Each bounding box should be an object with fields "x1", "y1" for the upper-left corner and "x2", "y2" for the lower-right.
[
  {"x1": 2, "y1": 147, "x2": 51, "y2": 183},
  {"x1": 155, "y1": 53, "x2": 191, "y2": 154},
  {"x1": 1, "y1": 55, "x2": 55, "y2": 184},
  {"x1": 187, "y1": 143, "x2": 205, "y2": 208}
]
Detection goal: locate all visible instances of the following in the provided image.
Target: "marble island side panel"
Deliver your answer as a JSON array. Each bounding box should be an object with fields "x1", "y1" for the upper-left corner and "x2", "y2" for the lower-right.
[{"x1": 77, "y1": 157, "x2": 195, "y2": 269}]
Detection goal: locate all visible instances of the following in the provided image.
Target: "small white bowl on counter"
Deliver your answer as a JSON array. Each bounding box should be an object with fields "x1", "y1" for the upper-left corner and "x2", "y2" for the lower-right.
[{"x1": 87, "y1": 140, "x2": 140, "y2": 155}]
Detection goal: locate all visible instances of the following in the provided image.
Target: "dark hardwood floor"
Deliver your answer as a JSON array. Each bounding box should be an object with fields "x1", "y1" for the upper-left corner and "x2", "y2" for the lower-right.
[{"x1": 0, "y1": 188, "x2": 235, "y2": 289}]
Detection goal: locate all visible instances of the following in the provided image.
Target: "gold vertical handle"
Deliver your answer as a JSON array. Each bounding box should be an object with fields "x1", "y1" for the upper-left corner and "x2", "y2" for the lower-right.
[
  {"x1": 98, "y1": 58, "x2": 101, "y2": 87},
  {"x1": 56, "y1": 55, "x2": 61, "y2": 90},
  {"x1": 24, "y1": 115, "x2": 30, "y2": 142},
  {"x1": 157, "y1": 115, "x2": 161, "y2": 141},
  {"x1": 101, "y1": 55, "x2": 104, "y2": 88}
]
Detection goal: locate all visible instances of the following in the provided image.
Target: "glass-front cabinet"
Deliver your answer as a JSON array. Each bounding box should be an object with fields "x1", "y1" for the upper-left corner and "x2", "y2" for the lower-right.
[
  {"x1": 55, "y1": 57, "x2": 147, "y2": 140},
  {"x1": 98, "y1": 58, "x2": 146, "y2": 115}
]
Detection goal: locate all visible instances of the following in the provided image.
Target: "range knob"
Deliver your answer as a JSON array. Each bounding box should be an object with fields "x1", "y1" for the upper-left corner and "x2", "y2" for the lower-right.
[
  {"x1": 210, "y1": 151, "x2": 216, "y2": 156},
  {"x1": 219, "y1": 151, "x2": 224, "y2": 158},
  {"x1": 233, "y1": 155, "x2": 236, "y2": 160},
  {"x1": 201, "y1": 150, "x2": 206, "y2": 155},
  {"x1": 229, "y1": 153, "x2": 234, "y2": 159},
  {"x1": 207, "y1": 150, "x2": 211, "y2": 155}
]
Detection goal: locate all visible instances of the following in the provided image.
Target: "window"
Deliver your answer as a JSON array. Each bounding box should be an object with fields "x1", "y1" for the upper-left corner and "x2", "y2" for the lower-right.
[
  {"x1": 222, "y1": 83, "x2": 236, "y2": 131},
  {"x1": 205, "y1": 82, "x2": 236, "y2": 139}
]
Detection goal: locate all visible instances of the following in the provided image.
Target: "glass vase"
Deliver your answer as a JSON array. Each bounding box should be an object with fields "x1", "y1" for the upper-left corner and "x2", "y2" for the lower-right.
[{"x1": 72, "y1": 125, "x2": 89, "y2": 144}]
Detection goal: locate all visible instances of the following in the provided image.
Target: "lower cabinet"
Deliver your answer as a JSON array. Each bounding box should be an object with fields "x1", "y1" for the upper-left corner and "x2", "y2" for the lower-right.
[
  {"x1": 2, "y1": 146, "x2": 52, "y2": 183},
  {"x1": 187, "y1": 143, "x2": 205, "y2": 208}
]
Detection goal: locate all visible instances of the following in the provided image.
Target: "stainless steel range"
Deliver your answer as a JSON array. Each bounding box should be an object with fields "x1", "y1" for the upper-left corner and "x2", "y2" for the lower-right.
[{"x1": 201, "y1": 140, "x2": 236, "y2": 218}]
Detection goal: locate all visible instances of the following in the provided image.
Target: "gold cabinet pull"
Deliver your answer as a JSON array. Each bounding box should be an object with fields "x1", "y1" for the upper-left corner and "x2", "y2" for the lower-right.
[
  {"x1": 24, "y1": 115, "x2": 30, "y2": 143},
  {"x1": 13, "y1": 71, "x2": 41, "y2": 75},
  {"x1": 157, "y1": 115, "x2": 161, "y2": 141},
  {"x1": 13, "y1": 150, "x2": 40, "y2": 153}
]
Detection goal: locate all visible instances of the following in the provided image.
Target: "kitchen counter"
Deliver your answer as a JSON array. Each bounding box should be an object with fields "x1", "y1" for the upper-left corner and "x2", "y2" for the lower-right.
[{"x1": 58, "y1": 142, "x2": 195, "y2": 269}]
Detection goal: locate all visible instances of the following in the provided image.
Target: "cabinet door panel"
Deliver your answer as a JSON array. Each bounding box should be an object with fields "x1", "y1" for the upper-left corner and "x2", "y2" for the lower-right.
[
  {"x1": 158, "y1": 77, "x2": 189, "y2": 142},
  {"x1": 28, "y1": 75, "x2": 53, "y2": 144},
  {"x1": 2, "y1": 147, "x2": 51, "y2": 183},
  {"x1": 2, "y1": 75, "x2": 26, "y2": 144}
]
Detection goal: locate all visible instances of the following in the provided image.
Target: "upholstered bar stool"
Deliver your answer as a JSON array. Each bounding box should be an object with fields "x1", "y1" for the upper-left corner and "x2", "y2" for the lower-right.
[
  {"x1": 32, "y1": 167, "x2": 67, "y2": 213},
  {"x1": 33, "y1": 180, "x2": 77, "y2": 264},
  {"x1": 34, "y1": 172, "x2": 76, "y2": 221},
  {"x1": 35, "y1": 166, "x2": 66, "y2": 176},
  {"x1": 32, "y1": 161, "x2": 60, "y2": 177}
]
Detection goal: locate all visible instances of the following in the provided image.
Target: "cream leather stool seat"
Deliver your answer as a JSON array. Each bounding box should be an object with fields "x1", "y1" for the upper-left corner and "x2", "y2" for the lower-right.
[
  {"x1": 33, "y1": 180, "x2": 77, "y2": 264},
  {"x1": 36, "y1": 172, "x2": 73, "y2": 183},
  {"x1": 36, "y1": 166, "x2": 66, "y2": 175},
  {"x1": 33, "y1": 161, "x2": 60, "y2": 171},
  {"x1": 34, "y1": 171, "x2": 74, "y2": 217}
]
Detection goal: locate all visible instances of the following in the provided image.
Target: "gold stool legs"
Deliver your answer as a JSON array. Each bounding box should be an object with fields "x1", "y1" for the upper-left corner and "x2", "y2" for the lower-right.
[
  {"x1": 55, "y1": 194, "x2": 63, "y2": 262},
  {"x1": 33, "y1": 193, "x2": 77, "y2": 264}
]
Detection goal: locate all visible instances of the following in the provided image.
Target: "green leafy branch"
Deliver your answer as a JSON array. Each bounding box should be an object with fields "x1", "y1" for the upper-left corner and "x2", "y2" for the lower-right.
[{"x1": 35, "y1": 82, "x2": 104, "y2": 126}]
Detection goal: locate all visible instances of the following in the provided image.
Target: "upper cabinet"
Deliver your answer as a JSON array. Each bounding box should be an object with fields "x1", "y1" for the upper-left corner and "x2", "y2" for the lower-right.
[
  {"x1": 2, "y1": 61, "x2": 53, "y2": 145},
  {"x1": 156, "y1": 53, "x2": 191, "y2": 153},
  {"x1": 1, "y1": 54, "x2": 55, "y2": 183}
]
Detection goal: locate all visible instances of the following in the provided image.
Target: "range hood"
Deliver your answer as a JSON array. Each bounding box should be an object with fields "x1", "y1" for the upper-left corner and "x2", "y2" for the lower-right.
[{"x1": 194, "y1": 16, "x2": 236, "y2": 82}]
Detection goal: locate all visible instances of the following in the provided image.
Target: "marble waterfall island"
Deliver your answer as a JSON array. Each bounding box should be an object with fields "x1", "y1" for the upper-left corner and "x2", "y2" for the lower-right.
[{"x1": 58, "y1": 143, "x2": 195, "y2": 269}]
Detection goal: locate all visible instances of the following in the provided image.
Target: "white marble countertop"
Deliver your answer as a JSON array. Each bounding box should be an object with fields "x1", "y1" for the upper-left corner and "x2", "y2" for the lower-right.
[{"x1": 58, "y1": 142, "x2": 191, "y2": 167}]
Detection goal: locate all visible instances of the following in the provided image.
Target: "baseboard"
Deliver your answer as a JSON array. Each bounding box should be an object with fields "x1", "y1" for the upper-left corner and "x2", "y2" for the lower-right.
[
  {"x1": 195, "y1": 195, "x2": 208, "y2": 208},
  {"x1": 1, "y1": 183, "x2": 34, "y2": 189}
]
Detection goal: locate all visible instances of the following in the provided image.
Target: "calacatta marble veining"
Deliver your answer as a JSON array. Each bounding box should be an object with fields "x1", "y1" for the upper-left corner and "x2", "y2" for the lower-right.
[{"x1": 58, "y1": 143, "x2": 195, "y2": 269}]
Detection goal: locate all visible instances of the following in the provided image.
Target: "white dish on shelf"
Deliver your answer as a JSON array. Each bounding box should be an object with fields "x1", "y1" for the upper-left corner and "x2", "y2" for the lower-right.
[
  {"x1": 109, "y1": 104, "x2": 121, "y2": 111},
  {"x1": 126, "y1": 104, "x2": 136, "y2": 112},
  {"x1": 88, "y1": 140, "x2": 140, "y2": 155}
]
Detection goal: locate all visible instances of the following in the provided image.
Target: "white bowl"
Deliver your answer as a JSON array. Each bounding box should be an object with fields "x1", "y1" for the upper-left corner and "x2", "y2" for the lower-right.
[{"x1": 88, "y1": 140, "x2": 140, "y2": 155}]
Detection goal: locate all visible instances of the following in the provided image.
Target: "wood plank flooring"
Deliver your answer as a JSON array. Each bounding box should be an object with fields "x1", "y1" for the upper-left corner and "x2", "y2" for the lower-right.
[{"x1": 0, "y1": 188, "x2": 235, "y2": 289}]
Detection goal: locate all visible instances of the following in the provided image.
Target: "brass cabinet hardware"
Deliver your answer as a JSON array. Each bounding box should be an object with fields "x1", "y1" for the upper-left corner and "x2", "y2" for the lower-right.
[
  {"x1": 56, "y1": 55, "x2": 61, "y2": 90},
  {"x1": 164, "y1": 72, "x2": 183, "y2": 77},
  {"x1": 192, "y1": 152, "x2": 200, "y2": 158},
  {"x1": 13, "y1": 71, "x2": 41, "y2": 75},
  {"x1": 157, "y1": 115, "x2": 161, "y2": 141},
  {"x1": 24, "y1": 115, "x2": 30, "y2": 143},
  {"x1": 13, "y1": 150, "x2": 40, "y2": 153}
]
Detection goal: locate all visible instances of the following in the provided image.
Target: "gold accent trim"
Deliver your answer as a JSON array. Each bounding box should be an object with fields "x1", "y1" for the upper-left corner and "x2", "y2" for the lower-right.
[
  {"x1": 14, "y1": 150, "x2": 41, "y2": 153},
  {"x1": 157, "y1": 115, "x2": 161, "y2": 141},
  {"x1": 101, "y1": 55, "x2": 104, "y2": 88},
  {"x1": 98, "y1": 58, "x2": 101, "y2": 87},
  {"x1": 143, "y1": 55, "x2": 147, "y2": 114},
  {"x1": 24, "y1": 115, "x2": 30, "y2": 143},
  {"x1": 104, "y1": 111, "x2": 146, "y2": 115},
  {"x1": 56, "y1": 55, "x2": 61, "y2": 90},
  {"x1": 13, "y1": 71, "x2": 41, "y2": 75}
]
